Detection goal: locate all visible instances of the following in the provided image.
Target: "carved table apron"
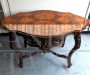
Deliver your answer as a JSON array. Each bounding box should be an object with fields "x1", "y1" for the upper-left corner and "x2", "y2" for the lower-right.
[{"x1": 1, "y1": 10, "x2": 88, "y2": 68}]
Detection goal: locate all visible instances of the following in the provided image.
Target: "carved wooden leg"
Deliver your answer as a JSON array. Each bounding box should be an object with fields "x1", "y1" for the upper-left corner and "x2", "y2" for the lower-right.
[
  {"x1": 9, "y1": 31, "x2": 16, "y2": 49},
  {"x1": 61, "y1": 36, "x2": 66, "y2": 47},
  {"x1": 18, "y1": 53, "x2": 23, "y2": 68},
  {"x1": 9, "y1": 31, "x2": 24, "y2": 68},
  {"x1": 67, "y1": 32, "x2": 81, "y2": 68}
]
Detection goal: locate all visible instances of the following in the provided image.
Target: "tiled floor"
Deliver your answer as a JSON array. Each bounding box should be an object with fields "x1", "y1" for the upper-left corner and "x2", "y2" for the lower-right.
[{"x1": 0, "y1": 33, "x2": 90, "y2": 75}]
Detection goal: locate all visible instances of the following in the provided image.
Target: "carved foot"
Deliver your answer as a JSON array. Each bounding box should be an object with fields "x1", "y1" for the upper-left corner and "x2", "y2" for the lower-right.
[
  {"x1": 19, "y1": 63, "x2": 23, "y2": 68},
  {"x1": 18, "y1": 56, "x2": 23, "y2": 68},
  {"x1": 67, "y1": 57, "x2": 72, "y2": 68},
  {"x1": 68, "y1": 63, "x2": 72, "y2": 68}
]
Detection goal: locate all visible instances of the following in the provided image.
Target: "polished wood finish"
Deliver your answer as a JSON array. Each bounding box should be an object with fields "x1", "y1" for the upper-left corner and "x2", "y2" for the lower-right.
[
  {"x1": 1, "y1": 10, "x2": 88, "y2": 25},
  {"x1": 1, "y1": 24, "x2": 83, "y2": 36},
  {"x1": 1, "y1": 10, "x2": 88, "y2": 68},
  {"x1": 1, "y1": 10, "x2": 88, "y2": 34}
]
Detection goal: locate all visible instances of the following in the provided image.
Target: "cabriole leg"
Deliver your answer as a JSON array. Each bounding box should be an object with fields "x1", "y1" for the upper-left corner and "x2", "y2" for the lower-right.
[{"x1": 67, "y1": 32, "x2": 81, "y2": 68}]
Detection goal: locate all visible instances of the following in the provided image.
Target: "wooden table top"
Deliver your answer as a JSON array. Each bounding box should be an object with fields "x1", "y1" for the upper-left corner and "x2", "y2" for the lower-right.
[{"x1": 1, "y1": 10, "x2": 88, "y2": 36}]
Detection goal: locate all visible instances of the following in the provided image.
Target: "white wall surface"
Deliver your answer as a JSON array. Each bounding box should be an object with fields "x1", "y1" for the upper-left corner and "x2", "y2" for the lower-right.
[
  {"x1": 0, "y1": 0, "x2": 10, "y2": 16},
  {"x1": 0, "y1": 0, "x2": 90, "y2": 18}
]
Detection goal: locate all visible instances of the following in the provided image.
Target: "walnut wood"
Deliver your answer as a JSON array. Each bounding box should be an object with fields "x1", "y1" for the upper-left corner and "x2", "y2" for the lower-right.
[
  {"x1": 1, "y1": 10, "x2": 88, "y2": 25},
  {"x1": 49, "y1": 50, "x2": 67, "y2": 58},
  {"x1": 1, "y1": 10, "x2": 88, "y2": 37},
  {"x1": 67, "y1": 32, "x2": 81, "y2": 68},
  {"x1": 18, "y1": 52, "x2": 23, "y2": 68},
  {"x1": 9, "y1": 31, "x2": 23, "y2": 68},
  {"x1": 1, "y1": 10, "x2": 88, "y2": 68},
  {"x1": 9, "y1": 31, "x2": 16, "y2": 49}
]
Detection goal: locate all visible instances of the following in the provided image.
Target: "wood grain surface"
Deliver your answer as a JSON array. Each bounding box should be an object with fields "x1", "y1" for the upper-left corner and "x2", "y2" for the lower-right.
[{"x1": 1, "y1": 10, "x2": 88, "y2": 36}]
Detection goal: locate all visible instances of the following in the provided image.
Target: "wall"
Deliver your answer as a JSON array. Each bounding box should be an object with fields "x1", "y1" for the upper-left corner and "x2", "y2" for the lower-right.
[{"x1": 0, "y1": 0, "x2": 90, "y2": 18}]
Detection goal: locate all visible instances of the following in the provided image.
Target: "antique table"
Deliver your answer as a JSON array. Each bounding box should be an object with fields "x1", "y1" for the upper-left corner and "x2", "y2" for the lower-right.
[{"x1": 1, "y1": 10, "x2": 88, "y2": 68}]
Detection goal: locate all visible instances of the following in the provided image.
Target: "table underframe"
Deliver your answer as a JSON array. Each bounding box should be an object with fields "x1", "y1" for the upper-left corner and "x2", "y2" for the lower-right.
[{"x1": 9, "y1": 31, "x2": 81, "y2": 68}]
